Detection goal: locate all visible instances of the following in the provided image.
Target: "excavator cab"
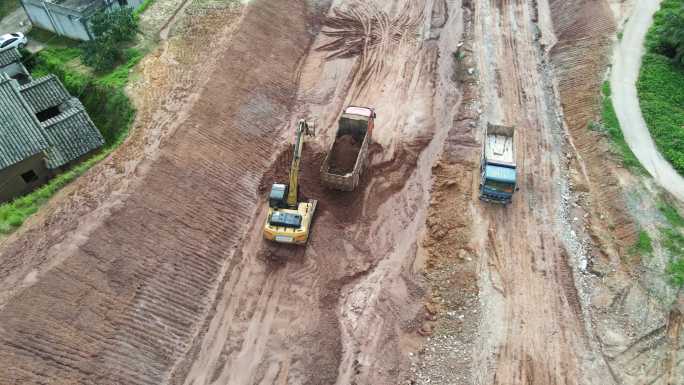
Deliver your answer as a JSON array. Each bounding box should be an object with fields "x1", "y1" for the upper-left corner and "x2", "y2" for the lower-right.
[
  {"x1": 263, "y1": 120, "x2": 317, "y2": 245},
  {"x1": 268, "y1": 183, "x2": 288, "y2": 209}
]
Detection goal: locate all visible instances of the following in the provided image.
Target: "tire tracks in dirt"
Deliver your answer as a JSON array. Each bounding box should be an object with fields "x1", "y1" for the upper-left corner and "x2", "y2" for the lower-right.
[
  {"x1": 0, "y1": 1, "x2": 311, "y2": 384},
  {"x1": 175, "y1": 1, "x2": 464, "y2": 384},
  {"x1": 469, "y1": 0, "x2": 601, "y2": 383}
]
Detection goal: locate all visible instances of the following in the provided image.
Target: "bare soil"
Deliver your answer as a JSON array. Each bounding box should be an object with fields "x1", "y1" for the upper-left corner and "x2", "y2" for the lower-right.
[
  {"x1": 0, "y1": 0, "x2": 680, "y2": 384},
  {"x1": 329, "y1": 134, "x2": 361, "y2": 175}
]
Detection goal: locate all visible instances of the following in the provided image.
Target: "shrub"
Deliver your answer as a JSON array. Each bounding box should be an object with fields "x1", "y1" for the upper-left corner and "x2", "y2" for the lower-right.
[{"x1": 647, "y1": 0, "x2": 684, "y2": 66}]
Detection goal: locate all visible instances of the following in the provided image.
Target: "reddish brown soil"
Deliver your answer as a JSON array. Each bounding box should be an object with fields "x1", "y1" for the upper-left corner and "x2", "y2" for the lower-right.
[
  {"x1": 0, "y1": 1, "x2": 315, "y2": 384},
  {"x1": 329, "y1": 134, "x2": 362, "y2": 174},
  {"x1": 0, "y1": 0, "x2": 655, "y2": 384},
  {"x1": 260, "y1": 140, "x2": 424, "y2": 226}
]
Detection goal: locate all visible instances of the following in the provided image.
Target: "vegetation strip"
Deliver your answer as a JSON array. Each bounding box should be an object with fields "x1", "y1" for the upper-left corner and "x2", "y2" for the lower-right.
[
  {"x1": 638, "y1": 0, "x2": 684, "y2": 175},
  {"x1": 597, "y1": 81, "x2": 643, "y2": 170}
]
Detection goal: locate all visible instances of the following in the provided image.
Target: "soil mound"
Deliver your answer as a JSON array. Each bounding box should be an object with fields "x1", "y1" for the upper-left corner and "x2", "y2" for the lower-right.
[{"x1": 329, "y1": 134, "x2": 361, "y2": 174}]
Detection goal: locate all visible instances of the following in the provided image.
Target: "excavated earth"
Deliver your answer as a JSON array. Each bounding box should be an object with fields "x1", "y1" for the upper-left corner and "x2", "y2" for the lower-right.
[
  {"x1": 0, "y1": 0, "x2": 681, "y2": 384},
  {"x1": 328, "y1": 134, "x2": 361, "y2": 175}
]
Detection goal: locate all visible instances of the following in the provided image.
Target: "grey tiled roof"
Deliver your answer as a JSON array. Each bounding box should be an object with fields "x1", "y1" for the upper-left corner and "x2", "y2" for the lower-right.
[
  {"x1": 19, "y1": 75, "x2": 71, "y2": 114},
  {"x1": 42, "y1": 98, "x2": 104, "y2": 169},
  {"x1": 0, "y1": 74, "x2": 49, "y2": 170},
  {"x1": 0, "y1": 48, "x2": 21, "y2": 67}
]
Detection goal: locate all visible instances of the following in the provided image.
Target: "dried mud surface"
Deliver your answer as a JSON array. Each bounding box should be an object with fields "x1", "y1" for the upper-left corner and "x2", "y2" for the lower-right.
[
  {"x1": 0, "y1": 0, "x2": 677, "y2": 384},
  {"x1": 0, "y1": 1, "x2": 313, "y2": 384}
]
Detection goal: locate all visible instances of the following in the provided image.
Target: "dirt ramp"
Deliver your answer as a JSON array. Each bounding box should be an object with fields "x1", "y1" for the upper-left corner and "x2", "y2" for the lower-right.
[{"x1": 0, "y1": 1, "x2": 315, "y2": 384}]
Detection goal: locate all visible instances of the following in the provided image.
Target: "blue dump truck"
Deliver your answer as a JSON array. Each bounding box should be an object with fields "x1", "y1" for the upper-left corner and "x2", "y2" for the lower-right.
[{"x1": 479, "y1": 123, "x2": 517, "y2": 204}]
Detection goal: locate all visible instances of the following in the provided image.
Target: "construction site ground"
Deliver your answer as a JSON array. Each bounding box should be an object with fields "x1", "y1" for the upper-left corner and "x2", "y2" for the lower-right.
[{"x1": 0, "y1": 0, "x2": 682, "y2": 384}]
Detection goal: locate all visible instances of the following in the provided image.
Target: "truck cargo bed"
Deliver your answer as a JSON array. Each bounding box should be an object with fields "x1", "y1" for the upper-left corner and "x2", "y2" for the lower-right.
[
  {"x1": 320, "y1": 107, "x2": 374, "y2": 191},
  {"x1": 484, "y1": 123, "x2": 516, "y2": 165}
]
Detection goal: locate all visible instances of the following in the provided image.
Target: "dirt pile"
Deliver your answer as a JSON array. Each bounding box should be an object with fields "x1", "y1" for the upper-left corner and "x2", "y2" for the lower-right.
[
  {"x1": 329, "y1": 134, "x2": 361, "y2": 174},
  {"x1": 260, "y1": 139, "x2": 425, "y2": 225}
]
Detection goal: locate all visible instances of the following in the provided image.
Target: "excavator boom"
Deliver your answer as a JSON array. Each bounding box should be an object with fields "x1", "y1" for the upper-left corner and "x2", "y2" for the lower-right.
[{"x1": 287, "y1": 120, "x2": 308, "y2": 206}]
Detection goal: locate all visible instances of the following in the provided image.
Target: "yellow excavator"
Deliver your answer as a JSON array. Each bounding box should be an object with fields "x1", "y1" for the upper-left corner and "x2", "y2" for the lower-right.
[{"x1": 263, "y1": 119, "x2": 318, "y2": 245}]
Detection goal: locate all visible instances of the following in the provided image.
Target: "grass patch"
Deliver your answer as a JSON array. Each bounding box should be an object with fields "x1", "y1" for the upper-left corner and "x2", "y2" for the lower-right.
[
  {"x1": 632, "y1": 230, "x2": 654, "y2": 256},
  {"x1": 638, "y1": 0, "x2": 684, "y2": 175},
  {"x1": 600, "y1": 81, "x2": 643, "y2": 170},
  {"x1": 662, "y1": 227, "x2": 684, "y2": 286},
  {"x1": 659, "y1": 202, "x2": 684, "y2": 227},
  {"x1": 654, "y1": 199, "x2": 684, "y2": 287},
  {"x1": 0, "y1": 146, "x2": 121, "y2": 234},
  {"x1": 133, "y1": 0, "x2": 156, "y2": 17},
  {"x1": 0, "y1": 39, "x2": 141, "y2": 234},
  {"x1": 0, "y1": 0, "x2": 19, "y2": 20},
  {"x1": 668, "y1": 257, "x2": 684, "y2": 287},
  {"x1": 27, "y1": 28, "x2": 81, "y2": 47}
]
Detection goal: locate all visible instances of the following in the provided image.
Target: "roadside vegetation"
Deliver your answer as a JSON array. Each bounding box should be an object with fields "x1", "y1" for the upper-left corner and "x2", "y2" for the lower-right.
[
  {"x1": 658, "y1": 202, "x2": 684, "y2": 286},
  {"x1": 0, "y1": 0, "x2": 19, "y2": 20},
  {"x1": 631, "y1": 230, "x2": 654, "y2": 256},
  {"x1": 638, "y1": 0, "x2": 684, "y2": 175},
  {"x1": 597, "y1": 81, "x2": 643, "y2": 170},
  {"x1": 0, "y1": 8, "x2": 145, "y2": 234}
]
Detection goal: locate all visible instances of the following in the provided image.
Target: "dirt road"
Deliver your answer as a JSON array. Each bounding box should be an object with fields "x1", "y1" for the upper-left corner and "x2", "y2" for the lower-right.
[
  {"x1": 466, "y1": 0, "x2": 613, "y2": 384},
  {"x1": 610, "y1": 0, "x2": 684, "y2": 202}
]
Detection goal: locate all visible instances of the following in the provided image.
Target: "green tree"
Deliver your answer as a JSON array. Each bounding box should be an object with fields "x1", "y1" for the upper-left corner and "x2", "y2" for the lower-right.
[
  {"x1": 655, "y1": 3, "x2": 684, "y2": 65},
  {"x1": 82, "y1": 7, "x2": 138, "y2": 72}
]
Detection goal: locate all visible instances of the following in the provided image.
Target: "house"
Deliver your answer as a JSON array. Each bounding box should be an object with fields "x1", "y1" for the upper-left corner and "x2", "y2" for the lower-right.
[
  {"x1": 20, "y1": 0, "x2": 144, "y2": 41},
  {"x1": 0, "y1": 49, "x2": 30, "y2": 84},
  {"x1": 0, "y1": 73, "x2": 104, "y2": 202}
]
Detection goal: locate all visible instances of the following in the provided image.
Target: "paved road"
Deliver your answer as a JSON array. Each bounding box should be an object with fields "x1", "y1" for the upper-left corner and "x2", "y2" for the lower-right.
[
  {"x1": 611, "y1": 0, "x2": 684, "y2": 202},
  {"x1": 0, "y1": 7, "x2": 43, "y2": 53},
  {"x1": 0, "y1": 6, "x2": 29, "y2": 35}
]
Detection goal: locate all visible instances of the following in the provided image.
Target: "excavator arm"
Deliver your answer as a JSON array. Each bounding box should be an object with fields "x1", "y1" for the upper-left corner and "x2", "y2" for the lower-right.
[{"x1": 287, "y1": 120, "x2": 313, "y2": 207}]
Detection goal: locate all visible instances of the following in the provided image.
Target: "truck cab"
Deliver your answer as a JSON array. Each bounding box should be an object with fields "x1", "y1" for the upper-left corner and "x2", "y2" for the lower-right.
[
  {"x1": 479, "y1": 123, "x2": 517, "y2": 205},
  {"x1": 480, "y1": 164, "x2": 516, "y2": 204}
]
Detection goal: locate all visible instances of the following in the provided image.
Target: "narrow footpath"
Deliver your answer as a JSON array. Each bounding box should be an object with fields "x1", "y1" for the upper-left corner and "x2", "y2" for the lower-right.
[{"x1": 610, "y1": 0, "x2": 684, "y2": 202}]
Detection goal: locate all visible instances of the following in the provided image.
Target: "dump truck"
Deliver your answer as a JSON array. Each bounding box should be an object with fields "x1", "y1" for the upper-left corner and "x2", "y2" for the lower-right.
[
  {"x1": 263, "y1": 119, "x2": 317, "y2": 245},
  {"x1": 320, "y1": 106, "x2": 376, "y2": 191},
  {"x1": 479, "y1": 123, "x2": 517, "y2": 204}
]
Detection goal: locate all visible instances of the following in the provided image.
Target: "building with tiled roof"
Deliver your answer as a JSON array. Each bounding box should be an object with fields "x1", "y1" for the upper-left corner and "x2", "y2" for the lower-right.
[
  {"x1": 0, "y1": 48, "x2": 29, "y2": 84},
  {"x1": 0, "y1": 73, "x2": 104, "y2": 202},
  {"x1": 0, "y1": 48, "x2": 21, "y2": 67}
]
